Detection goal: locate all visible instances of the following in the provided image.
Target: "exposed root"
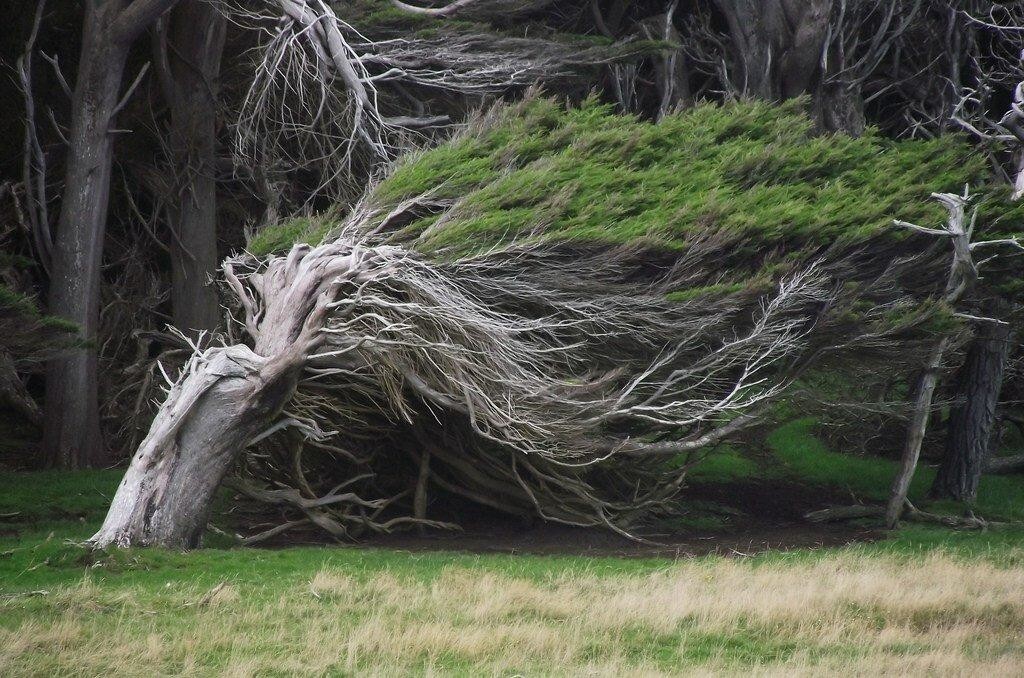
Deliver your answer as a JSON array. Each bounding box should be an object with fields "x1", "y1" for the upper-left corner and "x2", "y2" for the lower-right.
[{"x1": 805, "y1": 500, "x2": 1016, "y2": 530}]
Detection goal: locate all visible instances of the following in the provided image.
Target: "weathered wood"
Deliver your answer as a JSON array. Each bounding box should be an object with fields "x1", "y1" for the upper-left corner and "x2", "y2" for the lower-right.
[
  {"x1": 885, "y1": 337, "x2": 948, "y2": 528},
  {"x1": 806, "y1": 502, "x2": 1008, "y2": 530},
  {"x1": 88, "y1": 346, "x2": 302, "y2": 549},
  {"x1": 91, "y1": 239, "x2": 366, "y2": 548},
  {"x1": 985, "y1": 453, "x2": 1024, "y2": 475}
]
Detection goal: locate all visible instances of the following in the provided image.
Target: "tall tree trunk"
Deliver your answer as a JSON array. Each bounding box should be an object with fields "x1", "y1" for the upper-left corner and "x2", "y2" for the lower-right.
[
  {"x1": 161, "y1": 1, "x2": 226, "y2": 333},
  {"x1": 713, "y1": 0, "x2": 833, "y2": 101},
  {"x1": 42, "y1": 0, "x2": 180, "y2": 468},
  {"x1": 43, "y1": 3, "x2": 131, "y2": 468},
  {"x1": 931, "y1": 321, "x2": 1012, "y2": 501}
]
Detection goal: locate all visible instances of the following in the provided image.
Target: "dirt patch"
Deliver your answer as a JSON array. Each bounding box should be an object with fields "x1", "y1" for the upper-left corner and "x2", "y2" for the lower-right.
[
  {"x1": 256, "y1": 478, "x2": 881, "y2": 558},
  {"x1": 358, "y1": 521, "x2": 878, "y2": 559}
]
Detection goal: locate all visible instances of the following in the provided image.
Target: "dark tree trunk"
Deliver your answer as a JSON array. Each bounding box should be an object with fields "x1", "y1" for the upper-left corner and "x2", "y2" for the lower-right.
[
  {"x1": 712, "y1": 0, "x2": 832, "y2": 100},
  {"x1": 634, "y1": 11, "x2": 691, "y2": 118},
  {"x1": 160, "y1": 1, "x2": 226, "y2": 333},
  {"x1": 814, "y1": 82, "x2": 866, "y2": 137},
  {"x1": 711, "y1": 0, "x2": 866, "y2": 135},
  {"x1": 42, "y1": 0, "x2": 180, "y2": 468},
  {"x1": 931, "y1": 321, "x2": 1012, "y2": 501},
  {"x1": 43, "y1": 3, "x2": 130, "y2": 468}
]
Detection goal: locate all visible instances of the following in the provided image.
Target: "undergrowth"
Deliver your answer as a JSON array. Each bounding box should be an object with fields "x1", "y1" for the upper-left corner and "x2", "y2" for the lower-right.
[{"x1": 2, "y1": 443, "x2": 1024, "y2": 676}]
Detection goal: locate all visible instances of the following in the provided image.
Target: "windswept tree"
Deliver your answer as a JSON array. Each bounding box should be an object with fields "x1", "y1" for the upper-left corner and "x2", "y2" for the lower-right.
[
  {"x1": 32, "y1": 0, "x2": 650, "y2": 468},
  {"x1": 89, "y1": 98, "x2": 998, "y2": 548}
]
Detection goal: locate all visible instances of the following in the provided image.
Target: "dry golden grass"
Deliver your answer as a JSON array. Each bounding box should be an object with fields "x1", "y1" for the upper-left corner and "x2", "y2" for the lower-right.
[{"x1": 2, "y1": 550, "x2": 1023, "y2": 676}]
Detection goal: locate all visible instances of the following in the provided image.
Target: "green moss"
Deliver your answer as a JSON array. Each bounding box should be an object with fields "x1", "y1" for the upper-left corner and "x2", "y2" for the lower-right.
[
  {"x1": 687, "y1": 445, "x2": 761, "y2": 483},
  {"x1": 666, "y1": 282, "x2": 749, "y2": 303},
  {"x1": 247, "y1": 216, "x2": 337, "y2": 257}
]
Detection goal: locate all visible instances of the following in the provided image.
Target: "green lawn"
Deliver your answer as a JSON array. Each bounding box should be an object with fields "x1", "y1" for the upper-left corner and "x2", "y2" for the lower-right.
[
  {"x1": 2, "y1": 423, "x2": 1023, "y2": 675},
  {"x1": 768, "y1": 418, "x2": 1024, "y2": 522}
]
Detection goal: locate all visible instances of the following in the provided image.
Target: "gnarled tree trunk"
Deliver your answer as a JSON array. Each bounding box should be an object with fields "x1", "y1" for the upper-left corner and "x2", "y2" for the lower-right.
[
  {"x1": 932, "y1": 320, "x2": 1012, "y2": 501},
  {"x1": 88, "y1": 345, "x2": 302, "y2": 548},
  {"x1": 90, "y1": 240, "x2": 363, "y2": 548}
]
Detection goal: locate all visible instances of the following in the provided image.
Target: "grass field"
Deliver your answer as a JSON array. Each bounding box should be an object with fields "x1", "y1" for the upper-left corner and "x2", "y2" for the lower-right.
[{"x1": 2, "y1": 422, "x2": 1023, "y2": 676}]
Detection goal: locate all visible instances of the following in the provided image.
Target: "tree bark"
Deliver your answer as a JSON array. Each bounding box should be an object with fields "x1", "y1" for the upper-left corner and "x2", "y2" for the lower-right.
[
  {"x1": 814, "y1": 81, "x2": 867, "y2": 136},
  {"x1": 42, "y1": 0, "x2": 180, "y2": 468},
  {"x1": 713, "y1": 0, "x2": 833, "y2": 100},
  {"x1": 91, "y1": 237, "x2": 352, "y2": 548},
  {"x1": 932, "y1": 321, "x2": 1012, "y2": 501},
  {"x1": 88, "y1": 345, "x2": 303, "y2": 548},
  {"x1": 161, "y1": 1, "x2": 226, "y2": 333},
  {"x1": 43, "y1": 2, "x2": 132, "y2": 468}
]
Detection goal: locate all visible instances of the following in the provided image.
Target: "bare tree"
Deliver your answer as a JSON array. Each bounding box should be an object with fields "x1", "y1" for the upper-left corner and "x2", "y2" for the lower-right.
[
  {"x1": 231, "y1": 0, "x2": 648, "y2": 201},
  {"x1": 885, "y1": 190, "x2": 1022, "y2": 527}
]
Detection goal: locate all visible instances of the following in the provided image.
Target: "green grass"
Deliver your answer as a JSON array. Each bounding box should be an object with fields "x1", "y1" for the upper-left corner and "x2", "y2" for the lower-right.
[
  {"x1": 3, "y1": 423, "x2": 1022, "y2": 598},
  {"x1": 2, "y1": 428, "x2": 1023, "y2": 675},
  {"x1": 767, "y1": 418, "x2": 1024, "y2": 522},
  {"x1": 687, "y1": 445, "x2": 761, "y2": 483}
]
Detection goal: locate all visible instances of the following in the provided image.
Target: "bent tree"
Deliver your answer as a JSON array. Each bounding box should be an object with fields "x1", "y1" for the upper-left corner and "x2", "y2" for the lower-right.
[
  {"x1": 36, "y1": 0, "x2": 643, "y2": 467},
  {"x1": 91, "y1": 99, "x2": 981, "y2": 549}
]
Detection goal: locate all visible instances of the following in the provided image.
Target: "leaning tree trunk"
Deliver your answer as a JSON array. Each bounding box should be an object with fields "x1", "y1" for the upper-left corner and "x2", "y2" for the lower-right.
[
  {"x1": 88, "y1": 345, "x2": 303, "y2": 548},
  {"x1": 43, "y1": 4, "x2": 131, "y2": 468},
  {"x1": 161, "y1": 0, "x2": 226, "y2": 333},
  {"x1": 90, "y1": 241, "x2": 354, "y2": 548},
  {"x1": 885, "y1": 337, "x2": 948, "y2": 527},
  {"x1": 931, "y1": 320, "x2": 1012, "y2": 501}
]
